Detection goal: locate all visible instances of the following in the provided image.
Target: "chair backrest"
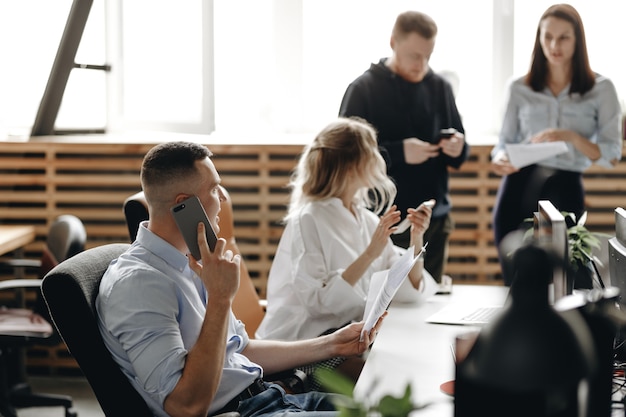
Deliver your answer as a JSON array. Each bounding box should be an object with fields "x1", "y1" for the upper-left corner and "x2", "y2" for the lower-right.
[
  {"x1": 41, "y1": 214, "x2": 87, "y2": 276},
  {"x1": 41, "y1": 243, "x2": 153, "y2": 417},
  {"x1": 122, "y1": 188, "x2": 266, "y2": 337},
  {"x1": 123, "y1": 191, "x2": 148, "y2": 243},
  {"x1": 35, "y1": 215, "x2": 88, "y2": 322},
  {"x1": 218, "y1": 187, "x2": 265, "y2": 338}
]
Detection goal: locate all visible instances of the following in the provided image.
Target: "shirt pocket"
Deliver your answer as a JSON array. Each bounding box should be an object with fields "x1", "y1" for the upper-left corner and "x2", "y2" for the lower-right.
[
  {"x1": 561, "y1": 102, "x2": 597, "y2": 139},
  {"x1": 519, "y1": 105, "x2": 550, "y2": 138}
]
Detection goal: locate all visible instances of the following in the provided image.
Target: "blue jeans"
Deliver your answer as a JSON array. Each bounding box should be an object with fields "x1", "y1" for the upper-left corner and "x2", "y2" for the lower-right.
[{"x1": 237, "y1": 383, "x2": 341, "y2": 417}]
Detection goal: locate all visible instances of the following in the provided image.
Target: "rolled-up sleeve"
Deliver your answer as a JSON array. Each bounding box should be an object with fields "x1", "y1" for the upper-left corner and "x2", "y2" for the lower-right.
[
  {"x1": 100, "y1": 270, "x2": 186, "y2": 406},
  {"x1": 492, "y1": 78, "x2": 522, "y2": 158},
  {"x1": 593, "y1": 77, "x2": 623, "y2": 168}
]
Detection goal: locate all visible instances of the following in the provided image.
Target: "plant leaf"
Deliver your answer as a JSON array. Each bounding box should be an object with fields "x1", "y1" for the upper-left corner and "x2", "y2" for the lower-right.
[
  {"x1": 315, "y1": 368, "x2": 356, "y2": 397},
  {"x1": 377, "y1": 384, "x2": 413, "y2": 417}
]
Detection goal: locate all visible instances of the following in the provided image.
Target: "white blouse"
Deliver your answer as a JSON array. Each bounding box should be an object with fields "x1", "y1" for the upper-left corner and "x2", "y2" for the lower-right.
[{"x1": 256, "y1": 198, "x2": 400, "y2": 341}]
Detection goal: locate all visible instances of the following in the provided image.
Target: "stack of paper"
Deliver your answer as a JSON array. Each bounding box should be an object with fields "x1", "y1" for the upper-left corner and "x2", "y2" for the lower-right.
[
  {"x1": 361, "y1": 244, "x2": 429, "y2": 337},
  {"x1": 505, "y1": 141, "x2": 568, "y2": 169}
]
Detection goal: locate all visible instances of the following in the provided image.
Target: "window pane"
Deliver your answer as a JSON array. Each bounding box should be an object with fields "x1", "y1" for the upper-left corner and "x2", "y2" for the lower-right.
[
  {"x1": 301, "y1": 0, "x2": 494, "y2": 137},
  {"x1": 213, "y1": 0, "x2": 275, "y2": 133},
  {"x1": 0, "y1": 0, "x2": 106, "y2": 135},
  {"x1": 119, "y1": 0, "x2": 204, "y2": 125},
  {"x1": 56, "y1": 69, "x2": 107, "y2": 130},
  {"x1": 0, "y1": 1, "x2": 71, "y2": 134},
  {"x1": 213, "y1": 0, "x2": 496, "y2": 138}
]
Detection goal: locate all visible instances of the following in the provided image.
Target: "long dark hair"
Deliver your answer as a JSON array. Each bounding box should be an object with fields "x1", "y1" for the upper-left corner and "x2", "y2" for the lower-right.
[{"x1": 525, "y1": 3, "x2": 595, "y2": 95}]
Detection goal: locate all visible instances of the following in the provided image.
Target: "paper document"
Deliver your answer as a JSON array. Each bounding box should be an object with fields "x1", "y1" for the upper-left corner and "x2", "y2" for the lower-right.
[
  {"x1": 392, "y1": 268, "x2": 439, "y2": 304},
  {"x1": 361, "y1": 244, "x2": 427, "y2": 338},
  {"x1": 505, "y1": 141, "x2": 568, "y2": 169}
]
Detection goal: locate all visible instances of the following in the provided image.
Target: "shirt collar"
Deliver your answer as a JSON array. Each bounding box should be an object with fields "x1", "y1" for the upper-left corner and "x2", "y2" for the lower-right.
[{"x1": 136, "y1": 221, "x2": 189, "y2": 272}]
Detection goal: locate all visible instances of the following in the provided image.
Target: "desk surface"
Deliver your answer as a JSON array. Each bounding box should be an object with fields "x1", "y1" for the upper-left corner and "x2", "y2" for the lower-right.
[
  {"x1": 0, "y1": 225, "x2": 36, "y2": 256},
  {"x1": 355, "y1": 285, "x2": 509, "y2": 417}
]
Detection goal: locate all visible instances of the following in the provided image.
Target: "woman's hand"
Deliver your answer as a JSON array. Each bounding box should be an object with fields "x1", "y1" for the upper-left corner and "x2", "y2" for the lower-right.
[
  {"x1": 490, "y1": 151, "x2": 518, "y2": 176},
  {"x1": 530, "y1": 128, "x2": 570, "y2": 143},
  {"x1": 343, "y1": 207, "x2": 400, "y2": 286},
  {"x1": 408, "y1": 200, "x2": 433, "y2": 236},
  {"x1": 532, "y1": 128, "x2": 600, "y2": 161},
  {"x1": 365, "y1": 205, "x2": 401, "y2": 260}
]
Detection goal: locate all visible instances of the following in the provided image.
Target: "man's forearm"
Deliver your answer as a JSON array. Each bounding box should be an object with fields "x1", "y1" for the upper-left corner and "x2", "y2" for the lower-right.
[
  {"x1": 164, "y1": 298, "x2": 232, "y2": 417},
  {"x1": 243, "y1": 337, "x2": 334, "y2": 375}
]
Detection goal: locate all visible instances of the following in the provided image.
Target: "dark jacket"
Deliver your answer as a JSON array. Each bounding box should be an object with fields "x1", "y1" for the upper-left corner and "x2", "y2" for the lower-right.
[{"x1": 339, "y1": 58, "x2": 469, "y2": 217}]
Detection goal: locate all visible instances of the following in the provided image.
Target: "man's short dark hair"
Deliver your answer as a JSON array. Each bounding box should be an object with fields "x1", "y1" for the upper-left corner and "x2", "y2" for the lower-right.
[
  {"x1": 141, "y1": 141, "x2": 212, "y2": 189},
  {"x1": 392, "y1": 11, "x2": 437, "y2": 40}
]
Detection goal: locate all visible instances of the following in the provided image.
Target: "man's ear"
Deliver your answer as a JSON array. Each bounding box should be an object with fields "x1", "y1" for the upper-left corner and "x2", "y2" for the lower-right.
[
  {"x1": 174, "y1": 193, "x2": 191, "y2": 205},
  {"x1": 389, "y1": 35, "x2": 395, "y2": 50}
]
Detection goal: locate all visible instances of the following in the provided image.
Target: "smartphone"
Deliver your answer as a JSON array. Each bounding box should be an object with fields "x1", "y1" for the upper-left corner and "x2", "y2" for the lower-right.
[
  {"x1": 171, "y1": 195, "x2": 218, "y2": 258},
  {"x1": 439, "y1": 128, "x2": 457, "y2": 141},
  {"x1": 392, "y1": 200, "x2": 435, "y2": 235}
]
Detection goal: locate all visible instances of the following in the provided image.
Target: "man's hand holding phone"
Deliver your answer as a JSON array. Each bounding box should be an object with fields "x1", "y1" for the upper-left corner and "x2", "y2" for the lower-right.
[
  {"x1": 171, "y1": 195, "x2": 240, "y2": 300},
  {"x1": 403, "y1": 137, "x2": 440, "y2": 164},
  {"x1": 438, "y1": 128, "x2": 464, "y2": 158},
  {"x1": 190, "y1": 222, "x2": 241, "y2": 305}
]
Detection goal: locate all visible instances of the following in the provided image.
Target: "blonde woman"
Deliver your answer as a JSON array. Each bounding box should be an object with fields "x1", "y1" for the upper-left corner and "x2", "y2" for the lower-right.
[{"x1": 257, "y1": 117, "x2": 433, "y2": 384}]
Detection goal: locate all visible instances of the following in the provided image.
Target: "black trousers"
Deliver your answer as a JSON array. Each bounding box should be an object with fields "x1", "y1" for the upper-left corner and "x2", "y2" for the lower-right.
[{"x1": 492, "y1": 164, "x2": 584, "y2": 285}]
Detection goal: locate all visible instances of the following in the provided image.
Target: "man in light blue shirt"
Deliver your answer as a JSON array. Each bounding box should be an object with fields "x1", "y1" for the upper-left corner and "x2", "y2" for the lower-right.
[{"x1": 96, "y1": 141, "x2": 380, "y2": 417}]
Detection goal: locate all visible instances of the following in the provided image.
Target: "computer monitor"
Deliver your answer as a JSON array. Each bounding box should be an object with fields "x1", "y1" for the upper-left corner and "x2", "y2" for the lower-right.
[
  {"x1": 533, "y1": 200, "x2": 568, "y2": 302},
  {"x1": 609, "y1": 207, "x2": 626, "y2": 307}
]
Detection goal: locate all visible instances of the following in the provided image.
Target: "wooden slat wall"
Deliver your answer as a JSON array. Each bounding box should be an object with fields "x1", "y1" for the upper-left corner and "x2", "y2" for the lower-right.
[
  {"x1": 1, "y1": 138, "x2": 625, "y2": 371},
  {"x1": 0, "y1": 141, "x2": 304, "y2": 293}
]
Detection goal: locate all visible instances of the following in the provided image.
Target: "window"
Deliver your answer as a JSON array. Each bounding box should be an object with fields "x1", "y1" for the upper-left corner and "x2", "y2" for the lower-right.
[
  {"x1": 107, "y1": 0, "x2": 213, "y2": 133},
  {"x1": 1, "y1": 0, "x2": 624, "y2": 141},
  {"x1": 0, "y1": 0, "x2": 106, "y2": 136}
]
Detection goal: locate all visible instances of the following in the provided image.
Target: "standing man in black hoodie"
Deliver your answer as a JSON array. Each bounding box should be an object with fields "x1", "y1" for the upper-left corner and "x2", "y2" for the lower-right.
[{"x1": 339, "y1": 10, "x2": 469, "y2": 284}]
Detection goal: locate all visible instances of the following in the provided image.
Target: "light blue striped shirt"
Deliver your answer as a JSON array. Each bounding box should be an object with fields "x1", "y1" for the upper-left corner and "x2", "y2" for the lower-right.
[
  {"x1": 492, "y1": 74, "x2": 622, "y2": 171},
  {"x1": 96, "y1": 221, "x2": 261, "y2": 417}
]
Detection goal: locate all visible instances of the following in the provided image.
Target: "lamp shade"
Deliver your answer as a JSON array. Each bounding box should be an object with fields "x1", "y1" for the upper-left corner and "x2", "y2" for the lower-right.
[{"x1": 455, "y1": 245, "x2": 595, "y2": 417}]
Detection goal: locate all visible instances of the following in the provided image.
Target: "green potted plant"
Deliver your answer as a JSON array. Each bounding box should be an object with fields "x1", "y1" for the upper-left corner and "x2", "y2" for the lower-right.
[
  {"x1": 314, "y1": 368, "x2": 428, "y2": 417},
  {"x1": 524, "y1": 211, "x2": 608, "y2": 290}
]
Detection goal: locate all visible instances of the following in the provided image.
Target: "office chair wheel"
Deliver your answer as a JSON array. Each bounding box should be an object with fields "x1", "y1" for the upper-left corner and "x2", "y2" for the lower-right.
[{"x1": 65, "y1": 407, "x2": 78, "y2": 417}]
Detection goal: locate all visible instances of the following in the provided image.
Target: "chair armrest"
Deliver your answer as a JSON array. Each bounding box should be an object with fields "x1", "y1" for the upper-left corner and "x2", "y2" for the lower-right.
[
  {"x1": 0, "y1": 259, "x2": 42, "y2": 269},
  {"x1": 0, "y1": 279, "x2": 42, "y2": 291}
]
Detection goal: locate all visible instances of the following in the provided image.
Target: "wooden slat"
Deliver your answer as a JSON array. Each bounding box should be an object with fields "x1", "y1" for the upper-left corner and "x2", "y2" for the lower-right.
[{"x1": 2, "y1": 137, "x2": 626, "y2": 371}]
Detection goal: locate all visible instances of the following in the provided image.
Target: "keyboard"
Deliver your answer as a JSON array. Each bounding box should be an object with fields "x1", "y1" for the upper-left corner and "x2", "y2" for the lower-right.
[{"x1": 461, "y1": 307, "x2": 501, "y2": 323}]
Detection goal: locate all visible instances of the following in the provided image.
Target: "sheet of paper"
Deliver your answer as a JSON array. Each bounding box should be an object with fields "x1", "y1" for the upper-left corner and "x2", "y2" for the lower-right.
[
  {"x1": 392, "y1": 269, "x2": 439, "y2": 304},
  {"x1": 505, "y1": 141, "x2": 568, "y2": 169},
  {"x1": 361, "y1": 244, "x2": 426, "y2": 337}
]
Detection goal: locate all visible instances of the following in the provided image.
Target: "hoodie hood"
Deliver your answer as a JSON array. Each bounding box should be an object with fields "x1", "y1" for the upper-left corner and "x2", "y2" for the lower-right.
[{"x1": 369, "y1": 58, "x2": 434, "y2": 85}]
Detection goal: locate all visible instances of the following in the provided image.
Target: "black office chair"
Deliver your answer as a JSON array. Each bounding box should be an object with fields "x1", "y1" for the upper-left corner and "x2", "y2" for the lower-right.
[
  {"x1": 0, "y1": 215, "x2": 86, "y2": 417},
  {"x1": 41, "y1": 243, "x2": 155, "y2": 416},
  {"x1": 123, "y1": 191, "x2": 149, "y2": 242}
]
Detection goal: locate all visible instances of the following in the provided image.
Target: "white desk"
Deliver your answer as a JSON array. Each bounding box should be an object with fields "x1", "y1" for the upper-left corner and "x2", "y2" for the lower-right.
[{"x1": 354, "y1": 285, "x2": 509, "y2": 416}]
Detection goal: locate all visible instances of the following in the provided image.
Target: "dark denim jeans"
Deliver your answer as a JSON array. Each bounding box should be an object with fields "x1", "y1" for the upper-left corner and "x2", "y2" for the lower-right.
[{"x1": 237, "y1": 383, "x2": 342, "y2": 417}]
